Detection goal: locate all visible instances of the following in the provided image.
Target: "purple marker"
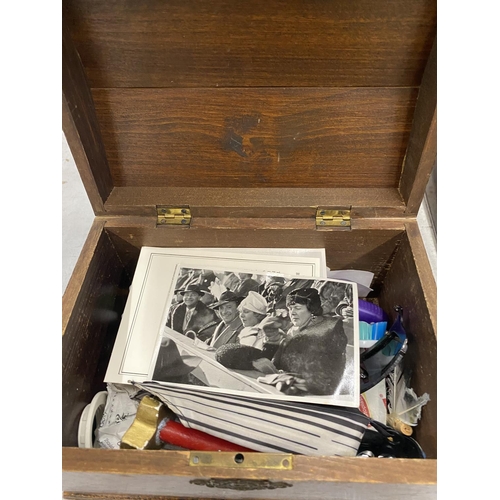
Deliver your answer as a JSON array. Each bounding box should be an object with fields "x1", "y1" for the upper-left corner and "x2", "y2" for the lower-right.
[{"x1": 358, "y1": 299, "x2": 388, "y2": 323}]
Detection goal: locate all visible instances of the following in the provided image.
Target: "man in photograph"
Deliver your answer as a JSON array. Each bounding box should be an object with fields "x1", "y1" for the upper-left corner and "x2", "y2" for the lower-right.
[
  {"x1": 207, "y1": 291, "x2": 244, "y2": 348},
  {"x1": 233, "y1": 272, "x2": 260, "y2": 297},
  {"x1": 167, "y1": 284, "x2": 220, "y2": 341}
]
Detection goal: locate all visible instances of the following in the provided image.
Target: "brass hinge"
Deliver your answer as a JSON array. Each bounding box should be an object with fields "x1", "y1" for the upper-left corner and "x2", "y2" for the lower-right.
[
  {"x1": 316, "y1": 208, "x2": 351, "y2": 229},
  {"x1": 157, "y1": 206, "x2": 191, "y2": 227}
]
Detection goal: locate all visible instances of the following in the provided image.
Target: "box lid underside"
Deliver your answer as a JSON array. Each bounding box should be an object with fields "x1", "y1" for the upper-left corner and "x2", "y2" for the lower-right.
[{"x1": 63, "y1": 0, "x2": 437, "y2": 216}]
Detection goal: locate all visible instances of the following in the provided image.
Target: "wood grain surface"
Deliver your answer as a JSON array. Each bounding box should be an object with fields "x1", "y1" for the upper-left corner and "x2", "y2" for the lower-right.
[
  {"x1": 62, "y1": 223, "x2": 131, "y2": 447},
  {"x1": 63, "y1": 448, "x2": 436, "y2": 483},
  {"x1": 63, "y1": 25, "x2": 113, "y2": 213},
  {"x1": 63, "y1": 0, "x2": 436, "y2": 88},
  {"x1": 92, "y1": 87, "x2": 418, "y2": 188},
  {"x1": 378, "y1": 220, "x2": 437, "y2": 458},
  {"x1": 103, "y1": 223, "x2": 405, "y2": 292},
  {"x1": 104, "y1": 187, "x2": 406, "y2": 216},
  {"x1": 63, "y1": 219, "x2": 106, "y2": 334},
  {"x1": 63, "y1": 0, "x2": 437, "y2": 211},
  {"x1": 400, "y1": 40, "x2": 437, "y2": 213}
]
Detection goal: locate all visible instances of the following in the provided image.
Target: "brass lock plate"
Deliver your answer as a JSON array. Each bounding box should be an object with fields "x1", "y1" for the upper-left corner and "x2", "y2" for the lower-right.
[{"x1": 189, "y1": 451, "x2": 293, "y2": 470}]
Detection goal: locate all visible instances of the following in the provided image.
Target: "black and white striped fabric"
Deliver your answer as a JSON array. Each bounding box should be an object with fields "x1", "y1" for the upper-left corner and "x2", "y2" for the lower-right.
[{"x1": 135, "y1": 381, "x2": 370, "y2": 456}]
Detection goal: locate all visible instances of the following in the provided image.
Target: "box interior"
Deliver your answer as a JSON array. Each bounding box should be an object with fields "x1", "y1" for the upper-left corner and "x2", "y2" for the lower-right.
[{"x1": 62, "y1": 223, "x2": 437, "y2": 458}]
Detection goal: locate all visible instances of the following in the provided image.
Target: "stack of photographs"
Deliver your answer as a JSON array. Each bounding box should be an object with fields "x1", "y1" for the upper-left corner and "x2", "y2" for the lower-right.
[{"x1": 104, "y1": 247, "x2": 362, "y2": 455}]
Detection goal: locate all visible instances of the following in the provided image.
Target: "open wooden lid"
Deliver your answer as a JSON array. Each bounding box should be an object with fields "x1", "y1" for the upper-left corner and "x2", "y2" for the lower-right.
[{"x1": 63, "y1": 0, "x2": 436, "y2": 219}]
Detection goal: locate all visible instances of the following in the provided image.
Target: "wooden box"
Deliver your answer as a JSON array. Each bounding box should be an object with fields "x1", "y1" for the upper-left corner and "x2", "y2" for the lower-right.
[{"x1": 62, "y1": 1, "x2": 437, "y2": 498}]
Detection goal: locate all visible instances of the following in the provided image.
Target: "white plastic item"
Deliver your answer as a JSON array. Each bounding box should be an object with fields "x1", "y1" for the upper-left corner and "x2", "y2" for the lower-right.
[
  {"x1": 78, "y1": 391, "x2": 108, "y2": 448},
  {"x1": 359, "y1": 340, "x2": 378, "y2": 349}
]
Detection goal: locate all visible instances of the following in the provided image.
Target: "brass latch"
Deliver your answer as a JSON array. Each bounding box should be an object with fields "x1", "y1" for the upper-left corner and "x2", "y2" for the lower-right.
[
  {"x1": 157, "y1": 206, "x2": 191, "y2": 227},
  {"x1": 316, "y1": 208, "x2": 351, "y2": 228},
  {"x1": 189, "y1": 451, "x2": 293, "y2": 470}
]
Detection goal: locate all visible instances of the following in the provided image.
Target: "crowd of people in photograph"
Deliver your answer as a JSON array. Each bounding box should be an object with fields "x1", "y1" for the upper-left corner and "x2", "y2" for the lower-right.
[{"x1": 163, "y1": 268, "x2": 354, "y2": 395}]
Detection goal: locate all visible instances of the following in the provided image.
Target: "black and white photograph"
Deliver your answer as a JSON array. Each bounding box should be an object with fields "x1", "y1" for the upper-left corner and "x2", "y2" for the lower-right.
[
  {"x1": 149, "y1": 265, "x2": 359, "y2": 407},
  {"x1": 103, "y1": 247, "x2": 325, "y2": 385}
]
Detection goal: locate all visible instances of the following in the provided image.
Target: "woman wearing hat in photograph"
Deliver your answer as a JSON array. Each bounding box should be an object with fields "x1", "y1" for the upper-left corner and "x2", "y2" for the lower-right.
[
  {"x1": 217, "y1": 287, "x2": 348, "y2": 396},
  {"x1": 235, "y1": 291, "x2": 271, "y2": 349},
  {"x1": 268, "y1": 287, "x2": 348, "y2": 395},
  {"x1": 166, "y1": 284, "x2": 220, "y2": 342},
  {"x1": 207, "y1": 291, "x2": 244, "y2": 348},
  {"x1": 215, "y1": 290, "x2": 286, "y2": 369}
]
